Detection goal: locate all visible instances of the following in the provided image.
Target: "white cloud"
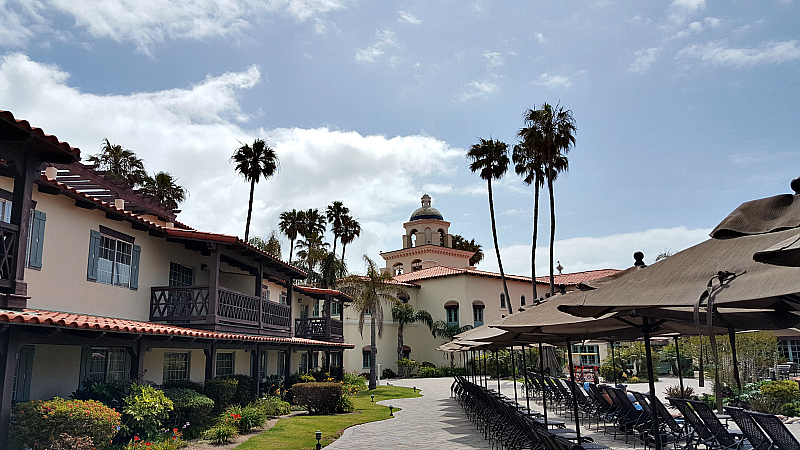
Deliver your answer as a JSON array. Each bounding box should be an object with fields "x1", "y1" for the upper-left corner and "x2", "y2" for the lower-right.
[
  {"x1": 668, "y1": 0, "x2": 706, "y2": 24},
  {"x1": 0, "y1": 0, "x2": 37, "y2": 47},
  {"x1": 397, "y1": 10, "x2": 420, "y2": 25},
  {"x1": 458, "y1": 182, "x2": 488, "y2": 196},
  {"x1": 704, "y1": 17, "x2": 721, "y2": 29},
  {"x1": 627, "y1": 14, "x2": 652, "y2": 26},
  {"x1": 484, "y1": 51, "x2": 503, "y2": 68},
  {"x1": 455, "y1": 80, "x2": 499, "y2": 101},
  {"x1": 627, "y1": 47, "x2": 663, "y2": 73},
  {"x1": 422, "y1": 183, "x2": 453, "y2": 194},
  {"x1": 0, "y1": 54, "x2": 463, "y2": 271},
  {"x1": 535, "y1": 33, "x2": 546, "y2": 44},
  {"x1": 677, "y1": 40, "x2": 800, "y2": 68},
  {"x1": 1, "y1": 0, "x2": 344, "y2": 53},
  {"x1": 479, "y1": 226, "x2": 712, "y2": 276},
  {"x1": 533, "y1": 73, "x2": 571, "y2": 89},
  {"x1": 355, "y1": 28, "x2": 399, "y2": 63}
]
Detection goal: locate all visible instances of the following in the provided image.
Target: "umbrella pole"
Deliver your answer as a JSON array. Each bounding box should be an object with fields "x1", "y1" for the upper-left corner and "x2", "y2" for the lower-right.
[
  {"x1": 511, "y1": 346, "x2": 519, "y2": 406},
  {"x1": 611, "y1": 340, "x2": 617, "y2": 385},
  {"x1": 484, "y1": 349, "x2": 488, "y2": 389},
  {"x1": 644, "y1": 323, "x2": 662, "y2": 450},
  {"x1": 472, "y1": 349, "x2": 477, "y2": 385},
  {"x1": 495, "y1": 350, "x2": 501, "y2": 393},
  {"x1": 699, "y1": 336, "x2": 704, "y2": 387},
  {"x1": 522, "y1": 345, "x2": 531, "y2": 415},
  {"x1": 728, "y1": 327, "x2": 742, "y2": 392},
  {"x1": 566, "y1": 338, "x2": 582, "y2": 442},
  {"x1": 674, "y1": 336, "x2": 685, "y2": 398},
  {"x1": 539, "y1": 342, "x2": 548, "y2": 427},
  {"x1": 709, "y1": 330, "x2": 723, "y2": 413}
]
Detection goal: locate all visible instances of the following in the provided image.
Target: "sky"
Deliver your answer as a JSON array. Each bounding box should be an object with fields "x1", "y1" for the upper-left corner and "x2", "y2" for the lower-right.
[{"x1": 0, "y1": 0, "x2": 798, "y2": 277}]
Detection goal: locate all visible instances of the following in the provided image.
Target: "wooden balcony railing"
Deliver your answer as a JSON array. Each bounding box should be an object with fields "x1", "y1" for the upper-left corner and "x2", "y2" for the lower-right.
[
  {"x1": 294, "y1": 317, "x2": 344, "y2": 342},
  {"x1": 150, "y1": 285, "x2": 291, "y2": 335},
  {"x1": 0, "y1": 221, "x2": 19, "y2": 288}
]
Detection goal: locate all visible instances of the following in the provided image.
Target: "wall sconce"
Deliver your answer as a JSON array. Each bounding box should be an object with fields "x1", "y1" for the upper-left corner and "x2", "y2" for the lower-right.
[{"x1": 200, "y1": 264, "x2": 209, "y2": 271}]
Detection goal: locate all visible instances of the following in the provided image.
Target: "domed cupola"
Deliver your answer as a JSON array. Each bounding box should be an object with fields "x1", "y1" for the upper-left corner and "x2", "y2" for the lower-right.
[{"x1": 410, "y1": 194, "x2": 444, "y2": 221}]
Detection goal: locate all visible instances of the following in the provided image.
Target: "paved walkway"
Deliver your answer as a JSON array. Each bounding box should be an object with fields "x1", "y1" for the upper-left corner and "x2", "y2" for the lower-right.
[{"x1": 326, "y1": 377, "x2": 492, "y2": 449}]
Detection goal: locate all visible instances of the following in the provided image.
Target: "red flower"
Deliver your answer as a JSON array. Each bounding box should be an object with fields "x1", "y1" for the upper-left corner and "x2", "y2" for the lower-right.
[{"x1": 134, "y1": 436, "x2": 140, "y2": 441}]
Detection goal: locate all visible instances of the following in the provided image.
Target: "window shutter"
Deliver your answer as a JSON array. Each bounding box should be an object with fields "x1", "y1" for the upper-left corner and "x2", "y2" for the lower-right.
[
  {"x1": 27, "y1": 210, "x2": 46, "y2": 269},
  {"x1": 79, "y1": 346, "x2": 91, "y2": 387},
  {"x1": 15, "y1": 346, "x2": 35, "y2": 402},
  {"x1": 129, "y1": 245, "x2": 141, "y2": 290},
  {"x1": 87, "y1": 230, "x2": 101, "y2": 281}
]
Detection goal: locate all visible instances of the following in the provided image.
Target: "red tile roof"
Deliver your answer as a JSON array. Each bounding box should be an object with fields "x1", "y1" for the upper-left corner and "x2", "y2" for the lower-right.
[
  {"x1": 294, "y1": 285, "x2": 355, "y2": 302},
  {"x1": 0, "y1": 110, "x2": 81, "y2": 159},
  {"x1": 0, "y1": 309, "x2": 353, "y2": 348},
  {"x1": 393, "y1": 265, "x2": 620, "y2": 286}
]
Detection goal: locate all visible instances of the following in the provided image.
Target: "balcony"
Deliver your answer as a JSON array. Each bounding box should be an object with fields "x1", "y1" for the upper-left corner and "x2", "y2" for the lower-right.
[
  {"x1": 0, "y1": 221, "x2": 18, "y2": 289},
  {"x1": 294, "y1": 317, "x2": 344, "y2": 343},
  {"x1": 150, "y1": 286, "x2": 291, "y2": 336}
]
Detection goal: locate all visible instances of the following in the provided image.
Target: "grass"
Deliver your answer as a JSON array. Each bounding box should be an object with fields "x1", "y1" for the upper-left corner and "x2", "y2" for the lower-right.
[{"x1": 235, "y1": 385, "x2": 422, "y2": 450}]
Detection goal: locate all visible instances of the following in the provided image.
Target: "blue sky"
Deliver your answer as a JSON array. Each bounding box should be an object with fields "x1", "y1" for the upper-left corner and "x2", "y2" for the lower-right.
[{"x1": 1, "y1": 0, "x2": 798, "y2": 276}]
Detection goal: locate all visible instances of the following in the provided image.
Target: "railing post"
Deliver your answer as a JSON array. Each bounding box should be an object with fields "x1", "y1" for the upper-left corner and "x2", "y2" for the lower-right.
[
  {"x1": 207, "y1": 246, "x2": 220, "y2": 326},
  {"x1": 324, "y1": 295, "x2": 332, "y2": 340}
]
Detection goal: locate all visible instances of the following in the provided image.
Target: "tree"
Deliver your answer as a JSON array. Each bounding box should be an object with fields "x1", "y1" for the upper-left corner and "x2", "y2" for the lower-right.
[
  {"x1": 429, "y1": 321, "x2": 473, "y2": 367},
  {"x1": 88, "y1": 138, "x2": 147, "y2": 186},
  {"x1": 519, "y1": 104, "x2": 575, "y2": 295},
  {"x1": 319, "y1": 251, "x2": 347, "y2": 289},
  {"x1": 140, "y1": 171, "x2": 188, "y2": 210},
  {"x1": 339, "y1": 255, "x2": 403, "y2": 389},
  {"x1": 467, "y1": 137, "x2": 513, "y2": 314},
  {"x1": 326, "y1": 201, "x2": 349, "y2": 256},
  {"x1": 339, "y1": 214, "x2": 362, "y2": 262},
  {"x1": 451, "y1": 234, "x2": 484, "y2": 266},
  {"x1": 512, "y1": 136, "x2": 545, "y2": 303},
  {"x1": 300, "y1": 208, "x2": 326, "y2": 239},
  {"x1": 249, "y1": 231, "x2": 282, "y2": 258},
  {"x1": 279, "y1": 209, "x2": 304, "y2": 263},
  {"x1": 231, "y1": 138, "x2": 279, "y2": 242},
  {"x1": 391, "y1": 303, "x2": 433, "y2": 364},
  {"x1": 295, "y1": 231, "x2": 330, "y2": 272}
]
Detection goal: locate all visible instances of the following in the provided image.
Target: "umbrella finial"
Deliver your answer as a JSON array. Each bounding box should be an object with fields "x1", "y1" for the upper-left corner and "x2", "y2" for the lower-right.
[
  {"x1": 792, "y1": 177, "x2": 800, "y2": 195},
  {"x1": 634, "y1": 251, "x2": 646, "y2": 267}
]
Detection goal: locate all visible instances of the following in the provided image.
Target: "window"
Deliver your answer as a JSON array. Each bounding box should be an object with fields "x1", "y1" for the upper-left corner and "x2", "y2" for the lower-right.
[
  {"x1": 88, "y1": 229, "x2": 140, "y2": 290},
  {"x1": 279, "y1": 291, "x2": 287, "y2": 305},
  {"x1": 300, "y1": 353, "x2": 308, "y2": 373},
  {"x1": 331, "y1": 352, "x2": 342, "y2": 368},
  {"x1": 216, "y1": 352, "x2": 235, "y2": 377},
  {"x1": 521, "y1": 295, "x2": 526, "y2": 306},
  {"x1": 331, "y1": 300, "x2": 341, "y2": 316},
  {"x1": 473, "y1": 305, "x2": 484, "y2": 327},
  {"x1": 402, "y1": 347, "x2": 411, "y2": 359},
  {"x1": 300, "y1": 304, "x2": 309, "y2": 319},
  {"x1": 500, "y1": 293, "x2": 506, "y2": 309},
  {"x1": 362, "y1": 351, "x2": 372, "y2": 369},
  {"x1": 262, "y1": 287, "x2": 270, "y2": 301},
  {"x1": 399, "y1": 294, "x2": 410, "y2": 304},
  {"x1": 0, "y1": 198, "x2": 11, "y2": 223},
  {"x1": 258, "y1": 351, "x2": 268, "y2": 378},
  {"x1": 169, "y1": 262, "x2": 194, "y2": 286},
  {"x1": 571, "y1": 345, "x2": 600, "y2": 366},
  {"x1": 313, "y1": 300, "x2": 320, "y2": 317},
  {"x1": 780, "y1": 340, "x2": 800, "y2": 362},
  {"x1": 393, "y1": 263, "x2": 404, "y2": 276},
  {"x1": 163, "y1": 352, "x2": 189, "y2": 382},
  {"x1": 85, "y1": 347, "x2": 128, "y2": 382},
  {"x1": 411, "y1": 259, "x2": 422, "y2": 271},
  {"x1": 446, "y1": 305, "x2": 459, "y2": 326},
  {"x1": 278, "y1": 351, "x2": 287, "y2": 374}
]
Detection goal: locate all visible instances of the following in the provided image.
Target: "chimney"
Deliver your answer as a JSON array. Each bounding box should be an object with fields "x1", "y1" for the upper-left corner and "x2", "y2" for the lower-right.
[
  {"x1": 45, "y1": 166, "x2": 58, "y2": 180},
  {"x1": 114, "y1": 199, "x2": 125, "y2": 210}
]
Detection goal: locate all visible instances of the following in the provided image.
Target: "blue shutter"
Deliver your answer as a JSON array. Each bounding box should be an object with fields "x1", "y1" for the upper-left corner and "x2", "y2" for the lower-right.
[
  {"x1": 87, "y1": 230, "x2": 101, "y2": 281},
  {"x1": 129, "y1": 245, "x2": 141, "y2": 290},
  {"x1": 15, "y1": 346, "x2": 35, "y2": 402},
  {"x1": 27, "y1": 210, "x2": 46, "y2": 269}
]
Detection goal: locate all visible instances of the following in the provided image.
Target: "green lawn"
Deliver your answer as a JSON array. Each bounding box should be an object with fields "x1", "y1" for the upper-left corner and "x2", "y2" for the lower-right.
[{"x1": 235, "y1": 385, "x2": 422, "y2": 450}]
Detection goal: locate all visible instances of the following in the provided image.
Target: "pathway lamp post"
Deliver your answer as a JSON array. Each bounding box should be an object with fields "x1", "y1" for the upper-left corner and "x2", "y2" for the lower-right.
[
  {"x1": 315, "y1": 430, "x2": 322, "y2": 450},
  {"x1": 389, "y1": 405, "x2": 394, "y2": 416},
  {"x1": 371, "y1": 394, "x2": 375, "y2": 402}
]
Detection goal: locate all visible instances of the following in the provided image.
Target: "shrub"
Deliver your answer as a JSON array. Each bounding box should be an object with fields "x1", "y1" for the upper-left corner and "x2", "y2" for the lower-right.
[
  {"x1": 220, "y1": 374, "x2": 255, "y2": 406},
  {"x1": 598, "y1": 364, "x2": 623, "y2": 382},
  {"x1": 254, "y1": 395, "x2": 291, "y2": 417},
  {"x1": 382, "y1": 367, "x2": 397, "y2": 379},
  {"x1": 342, "y1": 371, "x2": 367, "y2": 394},
  {"x1": 260, "y1": 375, "x2": 285, "y2": 396},
  {"x1": 161, "y1": 380, "x2": 205, "y2": 394},
  {"x1": 396, "y1": 358, "x2": 419, "y2": 377},
  {"x1": 72, "y1": 379, "x2": 135, "y2": 411},
  {"x1": 420, "y1": 361, "x2": 436, "y2": 368},
  {"x1": 203, "y1": 422, "x2": 238, "y2": 445},
  {"x1": 761, "y1": 380, "x2": 800, "y2": 405},
  {"x1": 782, "y1": 401, "x2": 800, "y2": 417},
  {"x1": 309, "y1": 370, "x2": 332, "y2": 382},
  {"x1": 664, "y1": 384, "x2": 695, "y2": 399},
  {"x1": 163, "y1": 388, "x2": 215, "y2": 437},
  {"x1": 628, "y1": 376, "x2": 640, "y2": 383},
  {"x1": 204, "y1": 377, "x2": 238, "y2": 412},
  {"x1": 123, "y1": 383, "x2": 174, "y2": 441},
  {"x1": 222, "y1": 404, "x2": 266, "y2": 433},
  {"x1": 123, "y1": 428, "x2": 185, "y2": 450},
  {"x1": 749, "y1": 396, "x2": 783, "y2": 414},
  {"x1": 299, "y1": 373, "x2": 317, "y2": 383},
  {"x1": 10, "y1": 398, "x2": 121, "y2": 449},
  {"x1": 291, "y1": 382, "x2": 348, "y2": 414},
  {"x1": 49, "y1": 433, "x2": 95, "y2": 450}
]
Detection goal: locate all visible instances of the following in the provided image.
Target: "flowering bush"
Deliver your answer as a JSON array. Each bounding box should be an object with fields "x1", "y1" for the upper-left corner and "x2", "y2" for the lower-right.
[
  {"x1": 124, "y1": 428, "x2": 186, "y2": 450},
  {"x1": 163, "y1": 388, "x2": 214, "y2": 437},
  {"x1": 122, "y1": 384, "x2": 174, "y2": 441},
  {"x1": 254, "y1": 395, "x2": 290, "y2": 417},
  {"x1": 342, "y1": 371, "x2": 367, "y2": 394},
  {"x1": 203, "y1": 422, "x2": 238, "y2": 445},
  {"x1": 10, "y1": 398, "x2": 121, "y2": 449},
  {"x1": 221, "y1": 404, "x2": 266, "y2": 433}
]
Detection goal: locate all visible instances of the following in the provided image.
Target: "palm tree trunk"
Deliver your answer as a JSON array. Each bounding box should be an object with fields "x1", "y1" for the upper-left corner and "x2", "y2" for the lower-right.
[
  {"x1": 488, "y1": 179, "x2": 513, "y2": 314},
  {"x1": 547, "y1": 172, "x2": 556, "y2": 295},
  {"x1": 288, "y1": 238, "x2": 295, "y2": 263},
  {"x1": 397, "y1": 323, "x2": 404, "y2": 362},
  {"x1": 332, "y1": 237, "x2": 338, "y2": 258},
  {"x1": 369, "y1": 313, "x2": 377, "y2": 390},
  {"x1": 341, "y1": 243, "x2": 347, "y2": 261},
  {"x1": 532, "y1": 182, "x2": 539, "y2": 303},
  {"x1": 245, "y1": 178, "x2": 255, "y2": 242}
]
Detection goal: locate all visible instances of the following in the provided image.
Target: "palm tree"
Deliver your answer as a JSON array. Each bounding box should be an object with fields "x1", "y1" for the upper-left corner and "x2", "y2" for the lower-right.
[
  {"x1": 88, "y1": 138, "x2": 147, "y2": 186},
  {"x1": 279, "y1": 209, "x2": 304, "y2": 263},
  {"x1": 391, "y1": 303, "x2": 433, "y2": 364},
  {"x1": 319, "y1": 250, "x2": 347, "y2": 289},
  {"x1": 300, "y1": 208, "x2": 326, "y2": 239},
  {"x1": 231, "y1": 138, "x2": 279, "y2": 242},
  {"x1": 512, "y1": 137, "x2": 545, "y2": 303},
  {"x1": 430, "y1": 321, "x2": 473, "y2": 368},
  {"x1": 451, "y1": 234, "x2": 484, "y2": 266},
  {"x1": 339, "y1": 214, "x2": 362, "y2": 261},
  {"x1": 140, "y1": 171, "x2": 188, "y2": 210},
  {"x1": 519, "y1": 104, "x2": 576, "y2": 295},
  {"x1": 295, "y1": 231, "x2": 330, "y2": 272},
  {"x1": 325, "y1": 201, "x2": 349, "y2": 256},
  {"x1": 467, "y1": 138, "x2": 513, "y2": 314},
  {"x1": 339, "y1": 255, "x2": 403, "y2": 389}
]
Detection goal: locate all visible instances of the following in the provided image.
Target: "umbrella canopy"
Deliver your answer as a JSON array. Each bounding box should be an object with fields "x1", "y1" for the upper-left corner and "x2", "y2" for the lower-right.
[{"x1": 753, "y1": 232, "x2": 800, "y2": 267}]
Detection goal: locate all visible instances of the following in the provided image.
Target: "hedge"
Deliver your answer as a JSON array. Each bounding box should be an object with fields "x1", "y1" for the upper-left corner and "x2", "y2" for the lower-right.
[
  {"x1": 11, "y1": 398, "x2": 121, "y2": 449},
  {"x1": 291, "y1": 382, "x2": 349, "y2": 415},
  {"x1": 163, "y1": 388, "x2": 215, "y2": 433}
]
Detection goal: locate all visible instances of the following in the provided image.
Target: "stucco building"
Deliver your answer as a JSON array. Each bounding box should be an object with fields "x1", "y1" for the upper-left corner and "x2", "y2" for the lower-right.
[{"x1": 341, "y1": 195, "x2": 619, "y2": 374}]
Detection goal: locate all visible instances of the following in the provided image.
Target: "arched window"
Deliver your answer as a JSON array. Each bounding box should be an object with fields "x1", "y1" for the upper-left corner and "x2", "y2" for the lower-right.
[
  {"x1": 438, "y1": 229, "x2": 446, "y2": 246},
  {"x1": 409, "y1": 229, "x2": 418, "y2": 246},
  {"x1": 445, "y1": 300, "x2": 459, "y2": 326},
  {"x1": 424, "y1": 227, "x2": 432, "y2": 245},
  {"x1": 500, "y1": 293, "x2": 506, "y2": 309},
  {"x1": 398, "y1": 293, "x2": 410, "y2": 304},
  {"x1": 521, "y1": 295, "x2": 526, "y2": 307},
  {"x1": 401, "y1": 345, "x2": 411, "y2": 359},
  {"x1": 411, "y1": 259, "x2": 422, "y2": 271},
  {"x1": 472, "y1": 300, "x2": 485, "y2": 327},
  {"x1": 393, "y1": 262, "x2": 404, "y2": 276}
]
